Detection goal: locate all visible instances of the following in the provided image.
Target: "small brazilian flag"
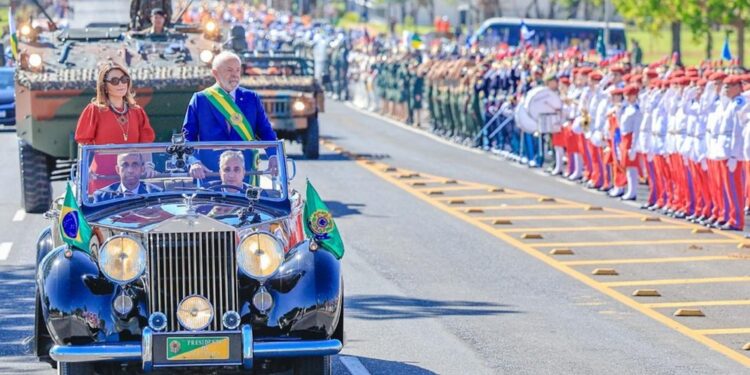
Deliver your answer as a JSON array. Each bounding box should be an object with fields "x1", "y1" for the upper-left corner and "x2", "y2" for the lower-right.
[
  {"x1": 60, "y1": 184, "x2": 93, "y2": 252},
  {"x1": 303, "y1": 180, "x2": 344, "y2": 259},
  {"x1": 410, "y1": 33, "x2": 423, "y2": 50},
  {"x1": 8, "y1": 7, "x2": 18, "y2": 59}
]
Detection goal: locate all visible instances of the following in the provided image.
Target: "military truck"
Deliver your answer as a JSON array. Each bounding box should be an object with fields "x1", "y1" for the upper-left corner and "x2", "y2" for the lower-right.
[
  {"x1": 236, "y1": 54, "x2": 323, "y2": 160},
  {"x1": 222, "y1": 25, "x2": 323, "y2": 160},
  {"x1": 14, "y1": 1, "x2": 221, "y2": 213}
]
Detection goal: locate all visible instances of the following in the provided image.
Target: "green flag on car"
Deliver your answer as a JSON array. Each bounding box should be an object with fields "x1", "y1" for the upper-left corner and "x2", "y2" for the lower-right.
[
  {"x1": 303, "y1": 180, "x2": 344, "y2": 259},
  {"x1": 60, "y1": 183, "x2": 93, "y2": 253}
]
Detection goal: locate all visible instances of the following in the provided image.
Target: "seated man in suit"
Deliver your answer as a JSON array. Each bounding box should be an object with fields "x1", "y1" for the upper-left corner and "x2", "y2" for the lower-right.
[
  {"x1": 182, "y1": 50, "x2": 278, "y2": 179},
  {"x1": 94, "y1": 153, "x2": 162, "y2": 202},
  {"x1": 206, "y1": 150, "x2": 251, "y2": 193}
]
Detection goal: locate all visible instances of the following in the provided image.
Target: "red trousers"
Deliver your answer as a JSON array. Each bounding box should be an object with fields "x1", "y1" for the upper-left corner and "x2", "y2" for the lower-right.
[
  {"x1": 667, "y1": 153, "x2": 690, "y2": 213},
  {"x1": 588, "y1": 142, "x2": 605, "y2": 188},
  {"x1": 689, "y1": 160, "x2": 712, "y2": 218},
  {"x1": 653, "y1": 155, "x2": 671, "y2": 207},
  {"x1": 708, "y1": 159, "x2": 727, "y2": 222},
  {"x1": 719, "y1": 159, "x2": 745, "y2": 229}
]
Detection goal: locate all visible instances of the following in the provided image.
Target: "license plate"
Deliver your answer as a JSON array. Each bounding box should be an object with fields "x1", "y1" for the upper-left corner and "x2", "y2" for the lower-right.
[
  {"x1": 0, "y1": 110, "x2": 6, "y2": 118},
  {"x1": 166, "y1": 336, "x2": 230, "y2": 361}
]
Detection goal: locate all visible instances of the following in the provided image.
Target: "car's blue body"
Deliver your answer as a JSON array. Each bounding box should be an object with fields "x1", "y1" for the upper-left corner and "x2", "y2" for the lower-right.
[
  {"x1": 34, "y1": 141, "x2": 343, "y2": 372},
  {"x1": 0, "y1": 67, "x2": 15, "y2": 126}
]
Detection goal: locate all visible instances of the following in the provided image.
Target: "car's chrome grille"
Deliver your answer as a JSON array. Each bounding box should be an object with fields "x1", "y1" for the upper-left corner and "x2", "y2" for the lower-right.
[
  {"x1": 148, "y1": 231, "x2": 237, "y2": 331},
  {"x1": 263, "y1": 99, "x2": 290, "y2": 117}
]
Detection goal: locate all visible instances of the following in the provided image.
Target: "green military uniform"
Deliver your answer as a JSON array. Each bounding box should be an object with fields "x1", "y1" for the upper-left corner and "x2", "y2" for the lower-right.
[{"x1": 130, "y1": 0, "x2": 172, "y2": 30}]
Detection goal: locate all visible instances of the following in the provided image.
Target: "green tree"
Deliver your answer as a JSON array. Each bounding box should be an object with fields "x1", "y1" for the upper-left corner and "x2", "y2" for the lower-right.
[{"x1": 613, "y1": 0, "x2": 682, "y2": 63}]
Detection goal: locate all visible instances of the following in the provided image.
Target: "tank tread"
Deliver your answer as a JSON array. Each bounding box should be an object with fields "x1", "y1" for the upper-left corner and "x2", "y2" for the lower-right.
[{"x1": 18, "y1": 139, "x2": 52, "y2": 214}]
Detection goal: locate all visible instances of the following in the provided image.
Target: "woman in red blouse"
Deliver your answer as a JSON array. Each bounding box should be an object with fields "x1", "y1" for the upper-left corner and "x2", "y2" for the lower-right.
[{"x1": 76, "y1": 62, "x2": 157, "y2": 189}]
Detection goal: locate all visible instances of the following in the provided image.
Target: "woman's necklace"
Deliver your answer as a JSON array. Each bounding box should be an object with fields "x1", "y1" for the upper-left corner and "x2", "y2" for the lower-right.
[{"x1": 109, "y1": 101, "x2": 129, "y2": 141}]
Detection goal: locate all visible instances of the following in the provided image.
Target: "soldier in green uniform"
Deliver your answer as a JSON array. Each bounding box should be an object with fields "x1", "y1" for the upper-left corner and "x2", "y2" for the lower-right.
[
  {"x1": 408, "y1": 59, "x2": 425, "y2": 126},
  {"x1": 130, "y1": 0, "x2": 172, "y2": 30}
]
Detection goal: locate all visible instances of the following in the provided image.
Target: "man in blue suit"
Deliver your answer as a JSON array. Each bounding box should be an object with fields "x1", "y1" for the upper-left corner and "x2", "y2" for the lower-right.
[
  {"x1": 183, "y1": 51, "x2": 278, "y2": 179},
  {"x1": 94, "y1": 153, "x2": 162, "y2": 202}
]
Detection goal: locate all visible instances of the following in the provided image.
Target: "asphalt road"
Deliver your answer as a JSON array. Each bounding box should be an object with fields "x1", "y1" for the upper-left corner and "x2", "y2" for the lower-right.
[{"x1": 2, "y1": 101, "x2": 750, "y2": 374}]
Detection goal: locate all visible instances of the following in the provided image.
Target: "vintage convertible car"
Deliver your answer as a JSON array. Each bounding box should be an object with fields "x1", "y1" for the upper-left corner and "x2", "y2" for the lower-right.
[{"x1": 34, "y1": 139, "x2": 344, "y2": 374}]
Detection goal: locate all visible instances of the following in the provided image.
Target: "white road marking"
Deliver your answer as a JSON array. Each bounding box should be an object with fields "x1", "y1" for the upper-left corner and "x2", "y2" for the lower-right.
[
  {"x1": 12, "y1": 209, "x2": 25, "y2": 222},
  {"x1": 339, "y1": 355, "x2": 371, "y2": 375},
  {"x1": 0, "y1": 242, "x2": 12, "y2": 261}
]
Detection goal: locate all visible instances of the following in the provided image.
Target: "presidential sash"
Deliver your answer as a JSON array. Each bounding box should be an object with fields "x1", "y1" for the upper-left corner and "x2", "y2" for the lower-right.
[
  {"x1": 202, "y1": 84, "x2": 256, "y2": 141},
  {"x1": 202, "y1": 85, "x2": 263, "y2": 185}
]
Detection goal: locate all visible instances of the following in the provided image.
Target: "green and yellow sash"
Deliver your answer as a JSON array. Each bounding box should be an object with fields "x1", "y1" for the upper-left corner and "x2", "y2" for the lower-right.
[{"x1": 202, "y1": 84, "x2": 256, "y2": 141}]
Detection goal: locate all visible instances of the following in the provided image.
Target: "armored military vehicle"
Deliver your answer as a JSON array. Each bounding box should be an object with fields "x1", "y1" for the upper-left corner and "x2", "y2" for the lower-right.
[
  {"x1": 239, "y1": 54, "x2": 323, "y2": 160},
  {"x1": 15, "y1": 1, "x2": 221, "y2": 213}
]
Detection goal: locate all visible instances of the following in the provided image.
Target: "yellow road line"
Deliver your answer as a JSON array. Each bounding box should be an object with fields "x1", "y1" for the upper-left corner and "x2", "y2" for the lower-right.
[
  {"x1": 533, "y1": 239, "x2": 737, "y2": 249},
  {"x1": 644, "y1": 300, "x2": 750, "y2": 308},
  {"x1": 603, "y1": 277, "x2": 750, "y2": 287},
  {"x1": 354, "y1": 158, "x2": 750, "y2": 367},
  {"x1": 695, "y1": 328, "x2": 750, "y2": 335},
  {"x1": 476, "y1": 214, "x2": 628, "y2": 221},
  {"x1": 454, "y1": 204, "x2": 582, "y2": 211},
  {"x1": 414, "y1": 185, "x2": 491, "y2": 193},
  {"x1": 431, "y1": 194, "x2": 538, "y2": 201},
  {"x1": 501, "y1": 225, "x2": 688, "y2": 233},
  {"x1": 562, "y1": 256, "x2": 737, "y2": 266}
]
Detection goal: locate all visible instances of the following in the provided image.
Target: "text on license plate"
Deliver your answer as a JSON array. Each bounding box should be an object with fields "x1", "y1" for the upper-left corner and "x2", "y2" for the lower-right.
[{"x1": 166, "y1": 336, "x2": 230, "y2": 361}]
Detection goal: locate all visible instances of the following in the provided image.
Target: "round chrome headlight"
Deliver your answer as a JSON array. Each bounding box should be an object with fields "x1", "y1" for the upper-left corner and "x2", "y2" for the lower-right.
[
  {"x1": 177, "y1": 295, "x2": 214, "y2": 331},
  {"x1": 237, "y1": 232, "x2": 284, "y2": 279},
  {"x1": 98, "y1": 235, "x2": 146, "y2": 284},
  {"x1": 293, "y1": 100, "x2": 306, "y2": 112}
]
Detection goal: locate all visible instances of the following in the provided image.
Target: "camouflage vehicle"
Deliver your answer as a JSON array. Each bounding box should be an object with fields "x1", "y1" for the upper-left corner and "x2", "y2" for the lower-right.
[
  {"x1": 223, "y1": 28, "x2": 323, "y2": 160},
  {"x1": 237, "y1": 55, "x2": 323, "y2": 160},
  {"x1": 14, "y1": 1, "x2": 221, "y2": 213}
]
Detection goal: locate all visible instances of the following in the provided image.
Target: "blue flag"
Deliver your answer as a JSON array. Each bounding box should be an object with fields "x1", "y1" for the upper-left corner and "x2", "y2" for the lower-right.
[{"x1": 722, "y1": 36, "x2": 732, "y2": 61}]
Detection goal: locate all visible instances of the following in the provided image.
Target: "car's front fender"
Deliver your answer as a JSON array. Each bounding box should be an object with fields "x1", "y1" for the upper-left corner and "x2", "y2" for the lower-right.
[
  {"x1": 240, "y1": 240, "x2": 342, "y2": 339},
  {"x1": 37, "y1": 246, "x2": 147, "y2": 345}
]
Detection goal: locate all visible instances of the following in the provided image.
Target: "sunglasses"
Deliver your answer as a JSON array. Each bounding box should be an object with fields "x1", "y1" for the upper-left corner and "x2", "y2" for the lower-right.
[{"x1": 105, "y1": 76, "x2": 131, "y2": 85}]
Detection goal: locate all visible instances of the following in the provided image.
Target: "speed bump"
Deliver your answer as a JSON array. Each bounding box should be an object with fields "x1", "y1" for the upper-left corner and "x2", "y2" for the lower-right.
[
  {"x1": 632, "y1": 289, "x2": 661, "y2": 297},
  {"x1": 493, "y1": 219, "x2": 512, "y2": 225},
  {"x1": 692, "y1": 228, "x2": 713, "y2": 234},
  {"x1": 641, "y1": 217, "x2": 661, "y2": 222},
  {"x1": 383, "y1": 167, "x2": 397, "y2": 172},
  {"x1": 364, "y1": 160, "x2": 375, "y2": 165},
  {"x1": 444, "y1": 179, "x2": 457, "y2": 184},
  {"x1": 738, "y1": 243, "x2": 750, "y2": 249},
  {"x1": 742, "y1": 343, "x2": 750, "y2": 351},
  {"x1": 465, "y1": 208, "x2": 484, "y2": 214},
  {"x1": 488, "y1": 187, "x2": 505, "y2": 193},
  {"x1": 411, "y1": 182, "x2": 426, "y2": 187},
  {"x1": 674, "y1": 309, "x2": 705, "y2": 317},
  {"x1": 449, "y1": 199, "x2": 465, "y2": 205},
  {"x1": 427, "y1": 190, "x2": 444, "y2": 195},
  {"x1": 592, "y1": 268, "x2": 619, "y2": 276},
  {"x1": 549, "y1": 248, "x2": 574, "y2": 255},
  {"x1": 521, "y1": 233, "x2": 544, "y2": 239},
  {"x1": 398, "y1": 174, "x2": 414, "y2": 179},
  {"x1": 585, "y1": 206, "x2": 603, "y2": 211},
  {"x1": 538, "y1": 197, "x2": 556, "y2": 203}
]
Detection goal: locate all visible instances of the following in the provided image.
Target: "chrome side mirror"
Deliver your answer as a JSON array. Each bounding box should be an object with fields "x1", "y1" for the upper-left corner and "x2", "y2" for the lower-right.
[{"x1": 287, "y1": 158, "x2": 297, "y2": 181}]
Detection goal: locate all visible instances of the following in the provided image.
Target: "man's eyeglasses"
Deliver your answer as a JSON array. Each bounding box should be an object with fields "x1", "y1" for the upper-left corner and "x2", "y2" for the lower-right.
[{"x1": 105, "y1": 76, "x2": 131, "y2": 85}]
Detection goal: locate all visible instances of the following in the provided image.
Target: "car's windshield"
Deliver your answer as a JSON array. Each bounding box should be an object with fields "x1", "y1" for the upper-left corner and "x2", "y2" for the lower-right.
[{"x1": 79, "y1": 142, "x2": 286, "y2": 206}]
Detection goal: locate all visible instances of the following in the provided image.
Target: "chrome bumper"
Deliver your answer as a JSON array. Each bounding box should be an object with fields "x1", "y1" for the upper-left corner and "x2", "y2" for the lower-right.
[{"x1": 48, "y1": 325, "x2": 343, "y2": 371}]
